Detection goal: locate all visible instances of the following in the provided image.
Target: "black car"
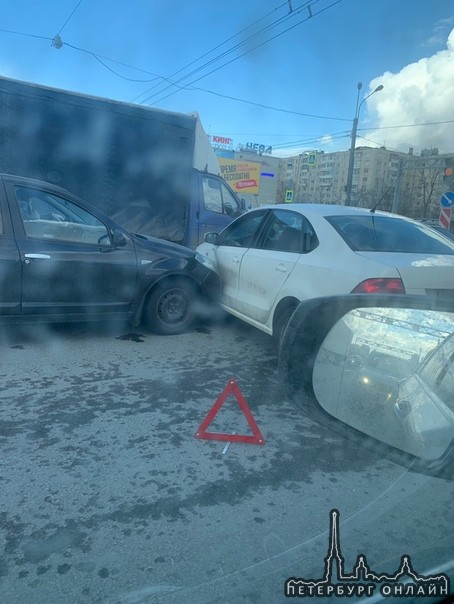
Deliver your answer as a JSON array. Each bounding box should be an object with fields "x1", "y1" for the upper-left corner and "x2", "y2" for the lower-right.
[{"x1": 0, "y1": 174, "x2": 220, "y2": 334}]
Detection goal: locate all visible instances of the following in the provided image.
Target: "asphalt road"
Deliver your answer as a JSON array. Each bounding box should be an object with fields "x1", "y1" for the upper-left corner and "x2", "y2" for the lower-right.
[{"x1": 0, "y1": 316, "x2": 453, "y2": 603}]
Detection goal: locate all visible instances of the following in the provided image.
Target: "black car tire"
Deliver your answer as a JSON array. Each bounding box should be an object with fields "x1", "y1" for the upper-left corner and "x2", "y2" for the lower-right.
[
  {"x1": 144, "y1": 278, "x2": 197, "y2": 335},
  {"x1": 274, "y1": 305, "x2": 297, "y2": 351}
]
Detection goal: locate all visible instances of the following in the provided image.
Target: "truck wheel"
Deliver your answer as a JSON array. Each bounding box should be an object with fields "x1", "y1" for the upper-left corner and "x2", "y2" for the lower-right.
[{"x1": 144, "y1": 279, "x2": 197, "y2": 335}]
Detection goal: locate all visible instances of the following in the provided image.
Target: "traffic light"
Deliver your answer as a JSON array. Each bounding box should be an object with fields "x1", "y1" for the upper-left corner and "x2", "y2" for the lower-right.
[{"x1": 443, "y1": 157, "x2": 454, "y2": 190}]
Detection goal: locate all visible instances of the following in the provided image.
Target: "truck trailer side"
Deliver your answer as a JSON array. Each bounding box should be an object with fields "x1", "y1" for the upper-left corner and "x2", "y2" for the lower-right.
[{"x1": 0, "y1": 76, "x2": 242, "y2": 247}]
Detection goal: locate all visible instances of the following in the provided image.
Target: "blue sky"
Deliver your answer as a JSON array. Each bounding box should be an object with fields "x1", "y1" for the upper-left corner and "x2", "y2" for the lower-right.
[{"x1": 0, "y1": 0, "x2": 453, "y2": 156}]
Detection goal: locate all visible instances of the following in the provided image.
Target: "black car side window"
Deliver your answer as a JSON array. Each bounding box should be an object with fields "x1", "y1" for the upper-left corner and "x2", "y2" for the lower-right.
[{"x1": 15, "y1": 186, "x2": 109, "y2": 245}]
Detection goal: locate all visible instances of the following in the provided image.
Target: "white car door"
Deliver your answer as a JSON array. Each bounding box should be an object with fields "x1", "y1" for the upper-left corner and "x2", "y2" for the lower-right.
[
  {"x1": 235, "y1": 209, "x2": 313, "y2": 324},
  {"x1": 213, "y1": 209, "x2": 268, "y2": 310}
]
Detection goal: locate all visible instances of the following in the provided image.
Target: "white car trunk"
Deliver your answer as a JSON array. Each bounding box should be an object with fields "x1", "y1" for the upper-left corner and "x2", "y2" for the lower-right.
[{"x1": 356, "y1": 252, "x2": 454, "y2": 295}]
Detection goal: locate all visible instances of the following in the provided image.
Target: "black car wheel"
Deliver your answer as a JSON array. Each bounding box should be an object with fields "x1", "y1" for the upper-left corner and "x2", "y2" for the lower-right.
[
  {"x1": 274, "y1": 305, "x2": 297, "y2": 351},
  {"x1": 145, "y1": 278, "x2": 197, "y2": 335}
]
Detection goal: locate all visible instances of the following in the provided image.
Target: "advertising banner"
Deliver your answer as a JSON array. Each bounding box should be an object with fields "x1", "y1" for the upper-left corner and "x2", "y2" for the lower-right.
[{"x1": 218, "y1": 158, "x2": 261, "y2": 194}]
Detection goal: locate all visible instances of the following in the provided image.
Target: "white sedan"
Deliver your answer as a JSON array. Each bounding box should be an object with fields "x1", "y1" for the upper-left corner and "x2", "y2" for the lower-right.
[{"x1": 196, "y1": 204, "x2": 454, "y2": 344}]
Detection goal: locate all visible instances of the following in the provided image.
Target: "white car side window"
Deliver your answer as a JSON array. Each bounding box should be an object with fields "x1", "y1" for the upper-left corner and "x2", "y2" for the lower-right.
[
  {"x1": 261, "y1": 210, "x2": 318, "y2": 254},
  {"x1": 221, "y1": 211, "x2": 266, "y2": 247}
]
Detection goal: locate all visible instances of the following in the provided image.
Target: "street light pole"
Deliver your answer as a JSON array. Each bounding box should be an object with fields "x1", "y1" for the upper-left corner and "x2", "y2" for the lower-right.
[
  {"x1": 345, "y1": 83, "x2": 384, "y2": 206},
  {"x1": 345, "y1": 82, "x2": 362, "y2": 206}
]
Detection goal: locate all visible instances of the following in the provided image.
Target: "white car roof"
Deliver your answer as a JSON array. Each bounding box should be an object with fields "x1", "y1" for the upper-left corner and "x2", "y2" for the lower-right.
[
  {"x1": 258, "y1": 203, "x2": 416, "y2": 222},
  {"x1": 258, "y1": 203, "x2": 412, "y2": 221}
]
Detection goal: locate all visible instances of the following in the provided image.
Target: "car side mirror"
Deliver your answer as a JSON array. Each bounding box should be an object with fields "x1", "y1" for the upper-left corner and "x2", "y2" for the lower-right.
[
  {"x1": 111, "y1": 229, "x2": 127, "y2": 247},
  {"x1": 279, "y1": 294, "x2": 454, "y2": 475},
  {"x1": 204, "y1": 232, "x2": 220, "y2": 245}
]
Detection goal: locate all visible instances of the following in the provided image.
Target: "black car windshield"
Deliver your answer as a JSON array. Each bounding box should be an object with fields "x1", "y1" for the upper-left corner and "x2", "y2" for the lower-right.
[{"x1": 327, "y1": 215, "x2": 454, "y2": 254}]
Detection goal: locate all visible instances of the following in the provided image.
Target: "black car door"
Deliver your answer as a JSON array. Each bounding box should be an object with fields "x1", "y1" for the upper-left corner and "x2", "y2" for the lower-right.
[
  {"x1": 0, "y1": 179, "x2": 21, "y2": 316},
  {"x1": 5, "y1": 177, "x2": 139, "y2": 319}
]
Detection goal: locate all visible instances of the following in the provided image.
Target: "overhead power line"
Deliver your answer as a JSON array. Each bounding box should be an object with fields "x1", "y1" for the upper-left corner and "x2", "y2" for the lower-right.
[
  {"x1": 135, "y1": 0, "x2": 321, "y2": 104},
  {"x1": 0, "y1": 26, "x2": 177, "y2": 85},
  {"x1": 271, "y1": 131, "x2": 350, "y2": 149},
  {"x1": 56, "y1": 0, "x2": 84, "y2": 36},
  {"x1": 359, "y1": 120, "x2": 454, "y2": 131},
  {"x1": 2, "y1": 23, "x2": 453, "y2": 144},
  {"x1": 183, "y1": 86, "x2": 351, "y2": 122},
  {"x1": 131, "y1": 0, "x2": 292, "y2": 103},
  {"x1": 265, "y1": 119, "x2": 454, "y2": 152},
  {"x1": 0, "y1": 28, "x2": 51, "y2": 42},
  {"x1": 63, "y1": 42, "x2": 164, "y2": 82},
  {"x1": 0, "y1": 7, "x2": 348, "y2": 123},
  {"x1": 143, "y1": 0, "x2": 343, "y2": 106}
]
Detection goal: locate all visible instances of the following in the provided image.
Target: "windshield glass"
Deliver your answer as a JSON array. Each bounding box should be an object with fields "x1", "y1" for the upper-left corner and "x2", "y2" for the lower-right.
[
  {"x1": 419, "y1": 334, "x2": 454, "y2": 410},
  {"x1": 327, "y1": 215, "x2": 454, "y2": 253},
  {"x1": 1, "y1": 2, "x2": 454, "y2": 603}
]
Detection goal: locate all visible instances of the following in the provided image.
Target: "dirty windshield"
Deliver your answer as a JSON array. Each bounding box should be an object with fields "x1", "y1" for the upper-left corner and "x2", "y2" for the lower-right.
[{"x1": 0, "y1": 2, "x2": 453, "y2": 603}]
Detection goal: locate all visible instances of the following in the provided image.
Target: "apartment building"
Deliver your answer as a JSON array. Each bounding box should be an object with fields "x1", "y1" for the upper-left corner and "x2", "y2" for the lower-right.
[{"x1": 279, "y1": 147, "x2": 453, "y2": 220}]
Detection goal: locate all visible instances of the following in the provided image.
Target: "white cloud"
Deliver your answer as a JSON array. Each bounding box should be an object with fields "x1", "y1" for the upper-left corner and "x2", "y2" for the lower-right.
[
  {"x1": 424, "y1": 17, "x2": 454, "y2": 48},
  {"x1": 363, "y1": 28, "x2": 454, "y2": 154},
  {"x1": 320, "y1": 134, "x2": 334, "y2": 147}
]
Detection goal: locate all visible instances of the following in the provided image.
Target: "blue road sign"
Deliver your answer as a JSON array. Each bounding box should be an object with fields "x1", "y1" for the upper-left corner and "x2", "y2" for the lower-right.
[{"x1": 440, "y1": 191, "x2": 454, "y2": 208}]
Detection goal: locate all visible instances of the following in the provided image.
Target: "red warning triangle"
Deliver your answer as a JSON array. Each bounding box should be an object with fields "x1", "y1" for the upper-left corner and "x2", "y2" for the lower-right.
[{"x1": 195, "y1": 379, "x2": 265, "y2": 445}]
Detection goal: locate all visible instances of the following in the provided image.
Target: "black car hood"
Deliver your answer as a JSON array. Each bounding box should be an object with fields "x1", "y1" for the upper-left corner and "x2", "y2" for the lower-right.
[{"x1": 130, "y1": 232, "x2": 194, "y2": 259}]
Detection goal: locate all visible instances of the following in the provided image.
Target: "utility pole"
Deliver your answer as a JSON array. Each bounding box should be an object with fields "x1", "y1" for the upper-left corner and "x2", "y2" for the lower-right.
[
  {"x1": 392, "y1": 159, "x2": 403, "y2": 213},
  {"x1": 345, "y1": 83, "x2": 384, "y2": 206}
]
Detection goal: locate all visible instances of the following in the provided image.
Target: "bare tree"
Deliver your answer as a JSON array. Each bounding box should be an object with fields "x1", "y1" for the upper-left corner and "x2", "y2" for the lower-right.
[
  {"x1": 415, "y1": 159, "x2": 441, "y2": 219},
  {"x1": 352, "y1": 184, "x2": 394, "y2": 211}
]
